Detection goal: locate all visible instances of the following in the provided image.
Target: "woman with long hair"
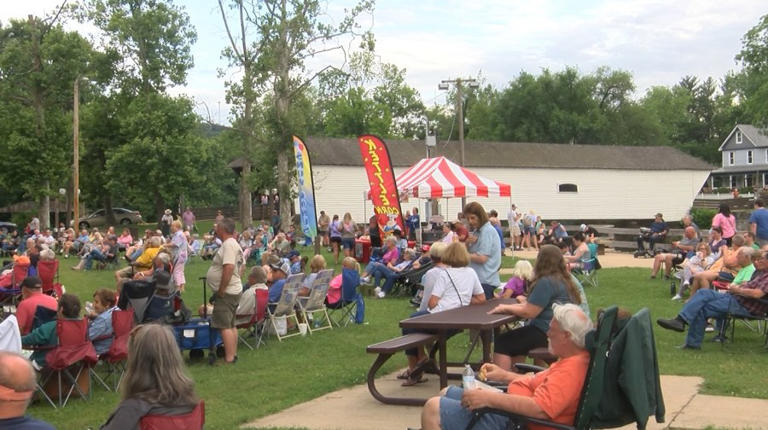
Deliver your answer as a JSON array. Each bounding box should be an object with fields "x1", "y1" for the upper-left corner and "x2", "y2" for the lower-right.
[
  {"x1": 488, "y1": 244, "x2": 581, "y2": 370},
  {"x1": 463, "y1": 202, "x2": 501, "y2": 299},
  {"x1": 101, "y1": 324, "x2": 200, "y2": 429},
  {"x1": 712, "y1": 203, "x2": 736, "y2": 246},
  {"x1": 340, "y1": 213, "x2": 357, "y2": 259}
]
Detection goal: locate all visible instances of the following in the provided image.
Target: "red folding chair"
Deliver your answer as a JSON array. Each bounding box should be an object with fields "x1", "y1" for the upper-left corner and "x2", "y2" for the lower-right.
[
  {"x1": 140, "y1": 400, "x2": 205, "y2": 430},
  {"x1": 37, "y1": 259, "x2": 63, "y2": 297},
  {"x1": 91, "y1": 309, "x2": 134, "y2": 391},
  {"x1": 0, "y1": 261, "x2": 29, "y2": 306},
  {"x1": 42, "y1": 319, "x2": 98, "y2": 407},
  {"x1": 236, "y1": 289, "x2": 268, "y2": 350}
]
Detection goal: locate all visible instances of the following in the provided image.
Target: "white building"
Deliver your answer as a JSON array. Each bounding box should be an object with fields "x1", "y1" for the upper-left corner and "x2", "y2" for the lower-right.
[{"x1": 300, "y1": 137, "x2": 713, "y2": 223}]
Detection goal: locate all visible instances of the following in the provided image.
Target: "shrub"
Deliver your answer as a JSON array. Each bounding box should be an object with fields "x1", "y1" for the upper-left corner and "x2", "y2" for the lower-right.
[
  {"x1": 690, "y1": 208, "x2": 716, "y2": 229},
  {"x1": 10, "y1": 212, "x2": 35, "y2": 229}
]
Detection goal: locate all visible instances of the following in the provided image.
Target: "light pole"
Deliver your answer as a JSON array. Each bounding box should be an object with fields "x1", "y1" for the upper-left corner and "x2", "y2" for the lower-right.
[{"x1": 439, "y1": 78, "x2": 479, "y2": 210}]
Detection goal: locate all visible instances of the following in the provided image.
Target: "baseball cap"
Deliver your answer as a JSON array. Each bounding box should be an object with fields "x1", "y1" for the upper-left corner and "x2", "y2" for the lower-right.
[{"x1": 269, "y1": 261, "x2": 291, "y2": 275}]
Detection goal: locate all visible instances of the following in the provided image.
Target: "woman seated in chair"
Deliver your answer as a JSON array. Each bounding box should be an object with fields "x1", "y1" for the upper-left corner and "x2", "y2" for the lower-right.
[
  {"x1": 565, "y1": 232, "x2": 590, "y2": 271},
  {"x1": 370, "y1": 248, "x2": 418, "y2": 299},
  {"x1": 21, "y1": 293, "x2": 80, "y2": 370},
  {"x1": 489, "y1": 245, "x2": 582, "y2": 371},
  {"x1": 300, "y1": 255, "x2": 327, "y2": 297},
  {"x1": 399, "y1": 242, "x2": 486, "y2": 386},
  {"x1": 101, "y1": 324, "x2": 201, "y2": 430}
]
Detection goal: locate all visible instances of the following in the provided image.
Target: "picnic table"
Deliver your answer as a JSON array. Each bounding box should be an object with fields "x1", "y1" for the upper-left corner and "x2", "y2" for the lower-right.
[{"x1": 399, "y1": 298, "x2": 518, "y2": 389}]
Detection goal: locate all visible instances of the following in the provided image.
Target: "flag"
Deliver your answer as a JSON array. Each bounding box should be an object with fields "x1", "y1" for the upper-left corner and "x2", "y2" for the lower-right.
[
  {"x1": 292, "y1": 135, "x2": 318, "y2": 239},
  {"x1": 357, "y1": 134, "x2": 405, "y2": 238}
]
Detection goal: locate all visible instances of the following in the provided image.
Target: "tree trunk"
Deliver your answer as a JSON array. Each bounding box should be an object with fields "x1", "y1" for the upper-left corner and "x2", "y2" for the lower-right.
[
  {"x1": 154, "y1": 190, "x2": 163, "y2": 225},
  {"x1": 104, "y1": 194, "x2": 115, "y2": 226},
  {"x1": 277, "y1": 150, "x2": 292, "y2": 231},
  {"x1": 38, "y1": 190, "x2": 50, "y2": 230},
  {"x1": 239, "y1": 162, "x2": 252, "y2": 228}
]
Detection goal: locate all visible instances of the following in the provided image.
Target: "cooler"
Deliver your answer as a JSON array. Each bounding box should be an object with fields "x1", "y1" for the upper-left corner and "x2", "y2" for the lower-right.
[{"x1": 355, "y1": 238, "x2": 371, "y2": 263}]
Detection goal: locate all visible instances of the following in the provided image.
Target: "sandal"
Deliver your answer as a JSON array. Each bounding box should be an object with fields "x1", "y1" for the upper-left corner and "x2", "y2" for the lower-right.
[
  {"x1": 401, "y1": 375, "x2": 428, "y2": 387},
  {"x1": 397, "y1": 369, "x2": 412, "y2": 380}
]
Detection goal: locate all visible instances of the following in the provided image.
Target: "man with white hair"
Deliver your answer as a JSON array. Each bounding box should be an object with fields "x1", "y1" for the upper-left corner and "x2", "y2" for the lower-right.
[
  {"x1": 420, "y1": 304, "x2": 593, "y2": 430},
  {"x1": 0, "y1": 351, "x2": 54, "y2": 429}
]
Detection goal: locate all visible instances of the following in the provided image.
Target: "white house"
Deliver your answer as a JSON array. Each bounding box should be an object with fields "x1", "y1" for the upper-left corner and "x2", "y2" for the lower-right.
[
  {"x1": 710, "y1": 124, "x2": 768, "y2": 189},
  {"x1": 300, "y1": 137, "x2": 713, "y2": 223}
]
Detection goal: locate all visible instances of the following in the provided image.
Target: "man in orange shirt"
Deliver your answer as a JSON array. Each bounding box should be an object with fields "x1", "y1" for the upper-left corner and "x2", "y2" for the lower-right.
[
  {"x1": 15, "y1": 277, "x2": 57, "y2": 336},
  {"x1": 420, "y1": 303, "x2": 592, "y2": 430}
]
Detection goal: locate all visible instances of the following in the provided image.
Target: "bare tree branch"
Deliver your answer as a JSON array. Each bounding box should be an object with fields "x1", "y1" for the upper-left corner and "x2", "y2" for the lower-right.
[{"x1": 218, "y1": 0, "x2": 244, "y2": 63}]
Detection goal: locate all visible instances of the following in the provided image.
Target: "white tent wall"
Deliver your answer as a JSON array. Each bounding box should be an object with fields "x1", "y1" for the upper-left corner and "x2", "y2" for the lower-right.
[{"x1": 300, "y1": 165, "x2": 711, "y2": 224}]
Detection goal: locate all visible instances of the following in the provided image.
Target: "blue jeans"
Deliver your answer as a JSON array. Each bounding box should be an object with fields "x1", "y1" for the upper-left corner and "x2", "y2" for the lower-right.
[
  {"x1": 369, "y1": 263, "x2": 398, "y2": 293},
  {"x1": 679, "y1": 289, "x2": 753, "y2": 347},
  {"x1": 439, "y1": 386, "x2": 510, "y2": 430},
  {"x1": 481, "y1": 283, "x2": 497, "y2": 300},
  {"x1": 84, "y1": 249, "x2": 106, "y2": 270}
]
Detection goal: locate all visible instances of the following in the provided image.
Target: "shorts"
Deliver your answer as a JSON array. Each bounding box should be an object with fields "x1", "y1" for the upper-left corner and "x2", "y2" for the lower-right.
[
  {"x1": 211, "y1": 292, "x2": 241, "y2": 329},
  {"x1": 439, "y1": 386, "x2": 510, "y2": 430},
  {"x1": 510, "y1": 223, "x2": 521, "y2": 236},
  {"x1": 524, "y1": 226, "x2": 535, "y2": 235},
  {"x1": 115, "y1": 266, "x2": 134, "y2": 279},
  {"x1": 341, "y1": 237, "x2": 355, "y2": 250},
  {"x1": 493, "y1": 324, "x2": 548, "y2": 357},
  {"x1": 330, "y1": 236, "x2": 342, "y2": 244}
]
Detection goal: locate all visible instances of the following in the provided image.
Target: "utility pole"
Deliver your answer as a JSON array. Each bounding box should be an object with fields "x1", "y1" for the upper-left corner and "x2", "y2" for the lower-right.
[
  {"x1": 439, "y1": 78, "x2": 478, "y2": 210},
  {"x1": 73, "y1": 77, "x2": 80, "y2": 229}
]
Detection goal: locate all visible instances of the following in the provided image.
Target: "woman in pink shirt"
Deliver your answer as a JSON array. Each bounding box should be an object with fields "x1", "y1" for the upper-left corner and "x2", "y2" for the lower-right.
[
  {"x1": 116, "y1": 228, "x2": 133, "y2": 251},
  {"x1": 711, "y1": 203, "x2": 736, "y2": 246},
  {"x1": 360, "y1": 236, "x2": 400, "y2": 282}
]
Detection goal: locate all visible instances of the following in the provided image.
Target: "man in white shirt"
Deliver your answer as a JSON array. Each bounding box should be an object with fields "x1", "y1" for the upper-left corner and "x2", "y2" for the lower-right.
[{"x1": 205, "y1": 218, "x2": 244, "y2": 364}]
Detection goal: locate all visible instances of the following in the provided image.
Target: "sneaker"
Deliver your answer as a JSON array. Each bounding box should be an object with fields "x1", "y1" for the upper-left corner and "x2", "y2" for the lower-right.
[
  {"x1": 705, "y1": 325, "x2": 715, "y2": 333},
  {"x1": 361, "y1": 276, "x2": 371, "y2": 284},
  {"x1": 376, "y1": 291, "x2": 386, "y2": 298},
  {"x1": 373, "y1": 286, "x2": 381, "y2": 295},
  {"x1": 671, "y1": 294, "x2": 683, "y2": 301}
]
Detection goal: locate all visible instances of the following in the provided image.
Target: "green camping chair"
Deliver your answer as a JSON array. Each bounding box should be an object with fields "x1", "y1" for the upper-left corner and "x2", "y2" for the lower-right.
[{"x1": 467, "y1": 306, "x2": 665, "y2": 430}]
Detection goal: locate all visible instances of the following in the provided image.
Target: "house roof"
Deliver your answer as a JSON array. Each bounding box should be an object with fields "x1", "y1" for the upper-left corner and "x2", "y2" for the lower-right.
[
  {"x1": 718, "y1": 124, "x2": 768, "y2": 150},
  {"x1": 711, "y1": 164, "x2": 768, "y2": 174},
  {"x1": 303, "y1": 137, "x2": 714, "y2": 171}
]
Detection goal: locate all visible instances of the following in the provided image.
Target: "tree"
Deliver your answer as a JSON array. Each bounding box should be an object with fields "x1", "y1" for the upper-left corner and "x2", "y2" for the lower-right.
[
  {"x1": 736, "y1": 13, "x2": 768, "y2": 125},
  {"x1": 0, "y1": 14, "x2": 96, "y2": 228},
  {"x1": 81, "y1": 0, "x2": 200, "y2": 220}
]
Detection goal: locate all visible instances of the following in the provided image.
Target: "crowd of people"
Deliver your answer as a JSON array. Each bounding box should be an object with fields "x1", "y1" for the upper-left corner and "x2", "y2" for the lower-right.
[{"x1": 6, "y1": 196, "x2": 768, "y2": 429}]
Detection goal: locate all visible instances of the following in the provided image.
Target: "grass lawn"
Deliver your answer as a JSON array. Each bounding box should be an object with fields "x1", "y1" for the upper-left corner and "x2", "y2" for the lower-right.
[{"x1": 25, "y1": 225, "x2": 768, "y2": 429}]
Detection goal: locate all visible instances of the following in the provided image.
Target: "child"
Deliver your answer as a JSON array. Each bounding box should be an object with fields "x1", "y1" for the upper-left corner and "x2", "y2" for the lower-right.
[
  {"x1": 674, "y1": 243, "x2": 713, "y2": 300},
  {"x1": 22, "y1": 293, "x2": 81, "y2": 370},
  {"x1": 86, "y1": 289, "x2": 118, "y2": 355},
  {"x1": 496, "y1": 260, "x2": 533, "y2": 299}
]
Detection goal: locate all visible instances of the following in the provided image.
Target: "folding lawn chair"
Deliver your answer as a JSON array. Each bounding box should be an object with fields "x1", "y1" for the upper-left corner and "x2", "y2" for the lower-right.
[
  {"x1": 259, "y1": 273, "x2": 304, "y2": 343},
  {"x1": 0, "y1": 260, "x2": 29, "y2": 305},
  {"x1": 327, "y1": 269, "x2": 364, "y2": 327},
  {"x1": 140, "y1": 400, "x2": 205, "y2": 430},
  {"x1": 37, "y1": 259, "x2": 64, "y2": 297},
  {"x1": 235, "y1": 288, "x2": 268, "y2": 350},
  {"x1": 298, "y1": 269, "x2": 334, "y2": 334},
  {"x1": 467, "y1": 306, "x2": 665, "y2": 430},
  {"x1": 91, "y1": 309, "x2": 134, "y2": 391},
  {"x1": 40, "y1": 319, "x2": 98, "y2": 407},
  {"x1": 573, "y1": 243, "x2": 600, "y2": 288}
]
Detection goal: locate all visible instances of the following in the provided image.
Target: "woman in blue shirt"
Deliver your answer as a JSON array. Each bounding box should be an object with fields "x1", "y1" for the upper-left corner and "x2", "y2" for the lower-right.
[{"x1": 464, "y1": 202, "x2": 501, "y2": 299}]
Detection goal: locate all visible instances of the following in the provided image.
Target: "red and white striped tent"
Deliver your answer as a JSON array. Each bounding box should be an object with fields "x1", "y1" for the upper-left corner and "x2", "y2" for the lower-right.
[{"x1": 390, "y1": 156, "x2": 511, "y2": 199}]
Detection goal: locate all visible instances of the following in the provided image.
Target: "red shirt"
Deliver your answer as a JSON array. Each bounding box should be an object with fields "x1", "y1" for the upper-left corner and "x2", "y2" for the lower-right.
[
  {"x1": 454, "y1": 223, "x2": 469, "y2": 242},
  {"x1": 16, "y1": 292, "x2": 58, "y2": 335}
]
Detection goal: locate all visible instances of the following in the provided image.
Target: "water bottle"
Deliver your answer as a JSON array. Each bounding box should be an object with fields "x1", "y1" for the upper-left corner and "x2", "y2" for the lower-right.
[{"x1": 462, "y1": 364, "x2": 476, "y2": 390}]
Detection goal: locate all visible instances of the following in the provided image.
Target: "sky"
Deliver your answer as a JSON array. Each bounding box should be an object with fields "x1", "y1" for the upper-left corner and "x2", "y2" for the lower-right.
[{"x1": 2, "y1": 0, "x2": 766, "y2": 124}]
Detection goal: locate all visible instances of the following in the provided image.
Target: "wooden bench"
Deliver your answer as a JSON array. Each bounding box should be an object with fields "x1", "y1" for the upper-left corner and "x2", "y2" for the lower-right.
[{"x1": 366, "y1": 333, "x2": 438, "y2": 406}]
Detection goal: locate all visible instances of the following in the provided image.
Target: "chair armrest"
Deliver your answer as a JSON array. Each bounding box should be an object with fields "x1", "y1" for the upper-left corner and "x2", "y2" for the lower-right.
[{"x1": 513, "y1": 363, "x2": 546, "y2": 373}]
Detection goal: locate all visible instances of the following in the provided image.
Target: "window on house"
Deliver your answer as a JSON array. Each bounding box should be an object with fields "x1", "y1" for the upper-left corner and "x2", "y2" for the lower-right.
[
  {"x1": 713, "y1": 176, "x2": 723, "y2": 188},
  {"x1": 729, "y1": 152, "x2": 735, "y2": 165},
  {"x1": 746, "y1": 175, "x2": 754, "y2": 188},
  {"x1": 748, "y1": 150, "x2": 753, "y2": 164},
  {"x1": 736, "y1": 131, "x2": 743, "y2": 144},
  {"x1": 558, "y1": 183, "x2": 578, "y2": 193}
]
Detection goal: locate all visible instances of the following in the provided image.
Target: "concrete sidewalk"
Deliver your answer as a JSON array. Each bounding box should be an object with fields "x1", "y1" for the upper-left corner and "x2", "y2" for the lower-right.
[{"x1": 245, "y1": 370, "x2": 768, "y2": 429}]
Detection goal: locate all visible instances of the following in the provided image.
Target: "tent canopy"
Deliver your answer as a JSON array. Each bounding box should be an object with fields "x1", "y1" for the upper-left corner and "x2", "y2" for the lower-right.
[{"x1": 369, "y1": 156, "x2": 512, "y2": 200}]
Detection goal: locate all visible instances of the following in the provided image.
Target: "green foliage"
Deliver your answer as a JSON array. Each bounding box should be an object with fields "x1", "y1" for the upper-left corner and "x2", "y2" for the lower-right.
[
  {"x1": 0, "y1": 18, "x2": 96, "y2": 201},
  {"x1": 690, "y1": 208, "x2": 716, "y2": 229},
  {"x1": 736, "y1": 14, "x2": 768, "y2": 127}
]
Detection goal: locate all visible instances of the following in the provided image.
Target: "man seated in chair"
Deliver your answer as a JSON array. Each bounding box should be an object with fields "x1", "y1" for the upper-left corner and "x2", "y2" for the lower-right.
[
  {"x1": 421, "y1": 304, "x2": 592, "y2": 430},
  {"x1": 657, "y1": 248, "x2": 768, "y2": 349},
  {"x1": 635, "y1": 213, "x2": 668, "y2": 257},
  {"x1": 649, "y1": 226, "x2": 699, "y2": 279}
]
